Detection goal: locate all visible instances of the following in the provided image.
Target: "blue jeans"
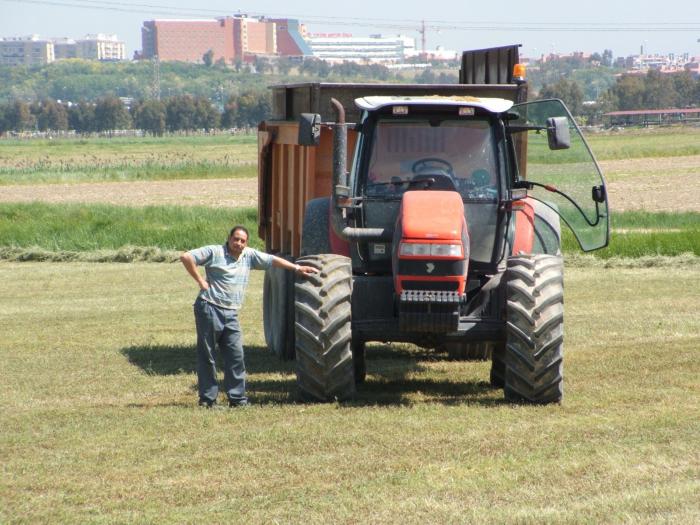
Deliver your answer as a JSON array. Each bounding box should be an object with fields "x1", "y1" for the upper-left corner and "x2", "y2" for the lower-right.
[{"x1": 193, "y1": 297, "x2": 247, "y2": 404}]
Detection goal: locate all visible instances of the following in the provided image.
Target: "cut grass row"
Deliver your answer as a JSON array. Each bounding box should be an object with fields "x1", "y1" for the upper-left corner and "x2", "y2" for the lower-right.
[
  {"x1": 0, "y1": 203, "x2": 698, "y2": 259},
  {"x1": 1, "y1": 127, "x2": 699, "y2": 185},
  {"x1": 1, "y1": 262, "x2": 698, "y2": 523}
]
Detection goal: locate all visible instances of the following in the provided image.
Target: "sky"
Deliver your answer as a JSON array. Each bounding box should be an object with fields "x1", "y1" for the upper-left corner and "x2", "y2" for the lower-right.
[{"x1": 1, "y1": 0, "x2": 700, "y2": 59}]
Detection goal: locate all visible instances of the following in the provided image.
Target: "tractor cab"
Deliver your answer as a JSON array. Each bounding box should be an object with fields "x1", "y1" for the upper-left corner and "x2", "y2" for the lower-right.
[{"x1": 349, "y1": 96, "x2": 514, "y2": 277}]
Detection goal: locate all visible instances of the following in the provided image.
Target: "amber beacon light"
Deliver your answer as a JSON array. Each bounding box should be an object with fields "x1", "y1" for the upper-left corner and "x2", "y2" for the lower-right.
[{"x1": 512, "y1": 63, "x2": 526, "y2": 82}]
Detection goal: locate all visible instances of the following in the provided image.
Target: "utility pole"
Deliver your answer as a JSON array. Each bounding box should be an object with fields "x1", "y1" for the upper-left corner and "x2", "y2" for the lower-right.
[{"x1": 420, "y1": 20, "x2": 426, "y2": 54}]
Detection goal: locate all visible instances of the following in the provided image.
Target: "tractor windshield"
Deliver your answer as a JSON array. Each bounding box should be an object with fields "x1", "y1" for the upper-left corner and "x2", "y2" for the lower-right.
[
  {"x1": 362, "y1": 116, "x2": 503, "y2": 264},
  {"x1": 365, "y1": 117, "x2": 499, "y2": 201}
]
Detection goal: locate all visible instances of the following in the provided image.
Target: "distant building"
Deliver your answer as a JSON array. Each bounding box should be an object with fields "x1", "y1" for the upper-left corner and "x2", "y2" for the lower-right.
[
  {"x1": 54, "y1": 34, "x2": 126, "y2": 61},
  {"x1": 76, "y1": 34, "x2": 126, "y2": 61},
  {"x1": 233, "y1": 16, "x2": 277, "y2": 59},
  {"x1": 269, "y1": 18, "x2": 311, "y2": 57},
  {"x1": 141, "y1": 19, "x2": 234, "y2": 63},
  {"x1": 53, "y1": 38, "x2": 78, "y2": 60},
  {"x1": 308, "y1": 34, "x2": 415, "y2": 63},
  {"x1": 0, "y1": 35, "x2": 54, "y2": 66},
  {"x1": 140, "y1": 16, "x2": 306, "y2": 63},
  {"x1": 404, "y1": 45, "x2": 459, "y2": 62}
]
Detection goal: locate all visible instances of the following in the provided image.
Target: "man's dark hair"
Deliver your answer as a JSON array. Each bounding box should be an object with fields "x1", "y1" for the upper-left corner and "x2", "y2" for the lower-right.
[{"x1": 229, "y1": 225, "x2": 249, "y2": 240}]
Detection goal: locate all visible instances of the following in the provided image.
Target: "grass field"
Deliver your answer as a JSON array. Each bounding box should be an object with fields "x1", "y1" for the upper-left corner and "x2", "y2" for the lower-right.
[
  {"x1": 1, "y1": 203, "x2": 697, "y2": 260},
  {"x1": 1, "y1": 127, "x2": 699, "y2": 185},
  {"x1": 1, "y1": 261, "x2": 698, "y2": 524},
  {"x1": 586, "y1": 127, "x2": 700, "y2": 160},
  {"x1": 0, "y1": 203, "x2": 261, "y2": 252},
  {"x1": 0, "y1": 134, "x2": 257, "y2": 184},
  {"x1": 0, "y1": 126, "x2": 698, "y2": 523}
]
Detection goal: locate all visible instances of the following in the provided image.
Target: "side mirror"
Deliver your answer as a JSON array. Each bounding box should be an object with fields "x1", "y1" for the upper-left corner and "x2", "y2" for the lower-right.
[
  {"x1": 298, "y1": 113, "x2": 321, "y2": 146},
  {"x1": 546, "y1": 116, "x2": 570, "y2": 150}
]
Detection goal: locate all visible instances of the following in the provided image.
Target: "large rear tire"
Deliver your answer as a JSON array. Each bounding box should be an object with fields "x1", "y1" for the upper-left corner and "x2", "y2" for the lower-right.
[
  {"x1": 263, "y1": 264, "x2": 295, "y2": 360},
  {"x1": 294, "y1": 254, "x2": 355, "y2": 401},
  {"x1": 504, "y1": 255, "x2": 564, "y2": 404}
]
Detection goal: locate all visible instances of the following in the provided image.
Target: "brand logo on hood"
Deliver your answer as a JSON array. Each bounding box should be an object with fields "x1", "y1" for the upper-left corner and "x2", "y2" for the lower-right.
[{"x1": 426, "y1": 263, "x2": 435, "y2": 274}]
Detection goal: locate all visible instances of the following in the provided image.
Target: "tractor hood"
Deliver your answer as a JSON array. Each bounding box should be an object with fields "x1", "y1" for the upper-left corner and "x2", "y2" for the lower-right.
[
  {"x1": 393, "y1": 190, "x2": 470, "y2": 297},
  {"x1": 355, "y1": 95, "x2": 514, "y2": 114},
  {"x1": 400, "y1": 190, "x2": 465, "y2": 241}
]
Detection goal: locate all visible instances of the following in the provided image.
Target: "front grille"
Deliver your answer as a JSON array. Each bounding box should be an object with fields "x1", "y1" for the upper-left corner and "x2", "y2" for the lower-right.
[
  {"x1": 398, "y1": 259, "x2": 466, "y2": 276},
  {"x1": 398, "y1": 289, "x2": 461, "y2": 332},
  {"x1": 402, "y1": 280, "x2": 459, "y2": 291}
]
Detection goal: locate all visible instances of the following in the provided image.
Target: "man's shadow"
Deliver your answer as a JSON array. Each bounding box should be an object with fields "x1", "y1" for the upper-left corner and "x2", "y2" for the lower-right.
[{"x1": 121, "y1": 343, "x2": 499, "y2": 406}]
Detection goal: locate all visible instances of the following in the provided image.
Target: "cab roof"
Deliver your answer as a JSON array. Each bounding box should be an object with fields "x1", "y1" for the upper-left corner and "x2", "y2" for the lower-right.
[{"x1": 355, "y1": 95, "x2": 514, "y2": 114}]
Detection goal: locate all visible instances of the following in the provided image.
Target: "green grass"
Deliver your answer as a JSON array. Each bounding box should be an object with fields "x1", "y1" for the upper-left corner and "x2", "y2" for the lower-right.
[
  {"x1": 0, "y1": 262, "x2": 698, "y2": 523},
  {"x1": 585, "y1": 127, "x2": 700, "y2": 160},
  {"x1": 1, "y1": 203, "x2": 697, "y2": 260},
  {"x1": 0, "y1": 203, "x2": 261, "y2": 252},
  {"x1": 562, "y1": 211, "x2": 700, "y2": 258},
  {"x1": 0, "y1": 134, "x2": 257, "y2": 184}
]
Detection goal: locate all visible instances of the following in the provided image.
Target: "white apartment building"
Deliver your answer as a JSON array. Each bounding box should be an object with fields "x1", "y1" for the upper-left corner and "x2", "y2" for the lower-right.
[
  {"x1": 0, "y1": 35, "x2": 55, "y2": 66},
  {"x1": 54, "y1": 34, "x2": 126, "y2": 61}
]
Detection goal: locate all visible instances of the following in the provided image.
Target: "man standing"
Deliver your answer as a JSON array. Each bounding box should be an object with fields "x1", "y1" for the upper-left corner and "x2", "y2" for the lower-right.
[{"x1": 180, "y1": 225, "x2": 317, "y2": 408}]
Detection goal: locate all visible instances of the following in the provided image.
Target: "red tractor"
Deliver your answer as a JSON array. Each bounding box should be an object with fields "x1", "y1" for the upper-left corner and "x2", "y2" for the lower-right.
[{"x1": 258, "y1": 46, "x2": 609, "y2": 403}]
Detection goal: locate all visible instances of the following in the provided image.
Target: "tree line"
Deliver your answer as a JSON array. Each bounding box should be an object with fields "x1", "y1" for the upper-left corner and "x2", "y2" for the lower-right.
[
  {"x1": 0, "y1": 92, "x2": 272, "y2": 135},
  {"x1": 0, "y1": 58, "x2": 420, "y2": 106},
  {"x1": 530, "y1": 51, "x2": 700, "y2": 124},
  {"x1": 2, "y1": 55, "x2": 700, "y2": 132}
]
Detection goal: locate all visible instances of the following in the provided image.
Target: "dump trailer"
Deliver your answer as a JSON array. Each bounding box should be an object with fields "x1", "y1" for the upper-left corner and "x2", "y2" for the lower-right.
[{"x1": 257, "y1": 45, "x2": 609, "y2": 403}]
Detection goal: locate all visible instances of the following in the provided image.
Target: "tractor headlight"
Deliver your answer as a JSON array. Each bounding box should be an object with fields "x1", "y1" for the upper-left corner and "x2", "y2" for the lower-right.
[
  {"x1": 430, "y1": 243, "x2": 463, "y2": 257},
  {"x1": 399, "y1": 243, "x2": 431, "y2": 256},
  {"x1": 399, "y1": 242, "x2": 463, "y2": 257}
]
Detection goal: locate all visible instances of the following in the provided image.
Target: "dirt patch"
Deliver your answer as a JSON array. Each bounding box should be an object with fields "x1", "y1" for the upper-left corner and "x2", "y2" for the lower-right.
[
  {"x1": 595, "y1": 156, "x2": 700, "y2": 213},
  {"x1": 0, "y1": 178, "x2": 259, "y2": 208},
  {"x1": 606, "y1": 173, "x2": 699, "y2": 213}
]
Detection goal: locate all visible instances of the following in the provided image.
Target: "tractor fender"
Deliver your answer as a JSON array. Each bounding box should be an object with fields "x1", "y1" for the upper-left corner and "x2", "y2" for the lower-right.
[{"x1": 510, "y1": 197, "x2": 561, "y2": 256}]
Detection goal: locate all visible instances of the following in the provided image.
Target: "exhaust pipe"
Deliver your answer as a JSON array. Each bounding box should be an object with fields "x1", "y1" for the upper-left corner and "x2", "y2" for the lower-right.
[{"x1": 329, "y1": 98, "x2": 393, "y2": 242}]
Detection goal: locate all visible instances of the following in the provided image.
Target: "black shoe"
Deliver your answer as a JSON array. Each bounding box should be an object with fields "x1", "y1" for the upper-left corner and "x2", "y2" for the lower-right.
[{"x1": 228, "y1": 399, "x2": 249, "y2": 408}]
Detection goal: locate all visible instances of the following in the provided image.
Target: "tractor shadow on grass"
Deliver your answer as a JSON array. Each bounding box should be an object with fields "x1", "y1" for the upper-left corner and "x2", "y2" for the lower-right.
[
  {"x1": 350, "y1": 344, "x2": 503, "y2": 407},
  {"x1": 121, "y1": 343, "x2": 503, "y2": 407}
]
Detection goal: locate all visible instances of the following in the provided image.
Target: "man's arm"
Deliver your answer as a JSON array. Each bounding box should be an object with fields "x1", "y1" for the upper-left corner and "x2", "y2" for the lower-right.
[
  {"x1": 271, "y1": 256, "x2": 319, "y2": 276},
  {"x1": 180, "y1": 252, "x2": 209, "y2": 290}
]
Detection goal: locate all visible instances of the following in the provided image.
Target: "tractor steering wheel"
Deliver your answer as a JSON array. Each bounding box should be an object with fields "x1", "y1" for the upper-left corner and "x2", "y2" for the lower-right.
[
  {"x1": 411, "y1": 157, "x2": 455, "y2": 177},
  {"x1": 409, "y1": 157, "x2": 458, "y2": 191}
]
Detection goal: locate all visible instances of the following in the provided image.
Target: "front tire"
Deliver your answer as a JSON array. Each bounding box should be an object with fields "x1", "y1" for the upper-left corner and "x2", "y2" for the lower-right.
[
  {"x1": 504, "y1": 255, "x2": 564, "y2": 404},
  {"x1": 294, "y1": 254, "x2": 355, "y2": 401}
]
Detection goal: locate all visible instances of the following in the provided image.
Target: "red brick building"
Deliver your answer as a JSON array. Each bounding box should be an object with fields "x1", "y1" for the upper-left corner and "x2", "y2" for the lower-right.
[
  {"x1": 269, "y1": 19, "x2": 311, "y2": 57},
  {"x1": 141, "y1": 16, "x2": 299, "y2": 64},
  {"x1": 142, "y1": 19, "x2": 234, "y2": 63}
]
